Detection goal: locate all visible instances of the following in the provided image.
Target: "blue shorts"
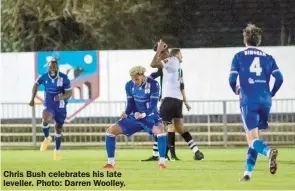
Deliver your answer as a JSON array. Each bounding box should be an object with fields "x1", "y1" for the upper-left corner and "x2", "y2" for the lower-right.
[
  {"x1": 43, "y1": 102, "x2": 67, "y2": 126},
  {"x1": 240, "y1": 104, "x2": 271, "y2": 132},
  {"x1": 117, "y1": 115, "x2": 163, "y2": 136}
]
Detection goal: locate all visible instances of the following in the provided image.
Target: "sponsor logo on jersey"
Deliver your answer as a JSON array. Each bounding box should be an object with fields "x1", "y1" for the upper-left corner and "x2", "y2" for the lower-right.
[
  {"x1": 255, "y1": 80, "x2": 266, "y2": 83},
  {"x1": 248, "y1": 78, "x2": 267, "y2": 84},
  {"x1": 248, "y1": 78, "x2": 255, "y2": 84}
]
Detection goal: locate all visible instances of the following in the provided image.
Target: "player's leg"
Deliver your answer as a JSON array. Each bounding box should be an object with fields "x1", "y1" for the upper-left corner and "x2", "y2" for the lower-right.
[
  {"x1": 105, "y1": 116, "x2": 144, "y2": 168},
  {"x1": 141, "y1": 98, "x2": 172, "y2": 162},
  {"x1": 141, "y1": 115, "x2": 167, "y2": 168},
  {"x1": 258, "y1": 104, "x2": 278, "y2": 175},
  {"x1": 245, "y1": 108, "x2": 274, "y2": 162},
  {"x1": 104, "y1": 123, "x2": 123, "y2": 168},
  {"x1": 152, "y1": 136, "x2": 159, "y2": 157},
  {"x1": 240, "y1": 105, "x2": 259, "y2": 181},
  {"x1": 157, "y1": 98, "x2": 174, "y2": 161},
  {"x1": 53, "y1": 124, "x2": 63, "y2": 160},
  {"x1": 241, "y1": 147, "x2": 258, "y2": 181},
  {"x1": 40, "y1": 110, "x2": 53, "y2": 152},
  {"x1": 53, "y1": 109, "x2": 67, "y2": 161},
  {"x1": 152, "y1": 123, "x2": 167, "y2": 169},
  {"x1": 240, "y1": 104, "x2": 277, "y2": 181},
  {"x1": 173, "y1": 119, "x2": 204, "y2": 160},
  {"x1": 173, "y1": 99, "x2": 204, "y2": 160},
  {"x1": 140, "y1": 135, "x2": 159, "y2": 161},
  {"x1": 164, "y1": 122, "x2": 171, "y2": 161},
  {"x1": 167, "y1": 123, "x2": 179, "y2": 161}
]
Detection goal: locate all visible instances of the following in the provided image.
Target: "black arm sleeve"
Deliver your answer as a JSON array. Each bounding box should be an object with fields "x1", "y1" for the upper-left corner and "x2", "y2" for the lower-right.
[
  {"x1": 150, "y1": 68, "x2": 163, "y2": 79},
  {"x1": 180, "y1": 82, "x2": 184, "y2": 90}
]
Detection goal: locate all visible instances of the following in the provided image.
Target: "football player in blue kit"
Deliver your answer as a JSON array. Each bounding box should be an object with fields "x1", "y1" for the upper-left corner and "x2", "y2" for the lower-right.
[
  {"x1": 29, "y1": 59, "x2": 72, "y2": 161},
  {"x1": 104, "y1": 66, "x2": 167, "y2": 169},
  {"x1": 229, "y1": 24, "x2": 283, "y2": 181}
]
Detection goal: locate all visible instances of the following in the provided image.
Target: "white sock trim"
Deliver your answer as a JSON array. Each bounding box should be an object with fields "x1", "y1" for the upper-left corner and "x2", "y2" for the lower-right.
[
  {"x1": 189, "y1": 142, "x2": 197, "y2": 148},
  {"x1": 153, "y1": 151, "x2": 159, "y2": 157},
  {"x1": 250, "y1": 139, "x2": 259, "y2": 149},
  {"x1": 55, "y1": 133, "x2": 62, "y2": 137},
  {"x1": 192, "y1": 146, "x2": 199, "y2": 153},
  {"x1": 157, "y1": 133, "x2": 166, "y2": 137},
  {"x1": 42, "y1": 124, "x2": 50, "y2": 129},
  {"x1": 188, "y1": 140, "x2": 194, "y2": 145},
  {"x1": 108, "y1": 158, "x2": 115, "y2": 165},
  {"x1": 244, "y1": 171, "x2": 252, "y2": 177},
  {"x1": 159, "y1": 157, "x2": 165, "y2": 164},
  {"x1": 106, "y1": 133, "x2": 116, "y2": 137}
]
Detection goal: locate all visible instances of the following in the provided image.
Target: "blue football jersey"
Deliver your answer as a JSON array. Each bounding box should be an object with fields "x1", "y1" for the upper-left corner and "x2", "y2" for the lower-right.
[
  {"x1": 36, "y1": 72, "x2": 71, "y2": 106},
  {"x1": 230, "y1": 46, "x2": 281, "y2": 106},
  {"x1": 125, "y1": 77, "x2": 160, "y2": 116}
]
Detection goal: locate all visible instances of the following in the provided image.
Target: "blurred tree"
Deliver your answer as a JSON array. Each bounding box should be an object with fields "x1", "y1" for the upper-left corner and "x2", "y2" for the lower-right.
[
  {"x1": 1, "y1": 0, "x2": 294, "y2": 52},
  {"x1": 161, "y1": 0, "x2": 295, "y2": 48},
  {"x1": 1, "y1": 0, "x2": 169, "y2": 52}
]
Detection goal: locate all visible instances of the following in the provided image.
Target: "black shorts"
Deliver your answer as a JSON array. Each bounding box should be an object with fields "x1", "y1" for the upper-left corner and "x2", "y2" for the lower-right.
[{"x1": 159, "y1": 97, "x2": 183, "y2": 123}]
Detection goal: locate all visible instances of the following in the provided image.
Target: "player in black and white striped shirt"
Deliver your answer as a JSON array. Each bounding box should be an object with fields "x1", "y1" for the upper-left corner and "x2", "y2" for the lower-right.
[{"x1": 141, "y1": 41, "x2": 204, "y2": 161}]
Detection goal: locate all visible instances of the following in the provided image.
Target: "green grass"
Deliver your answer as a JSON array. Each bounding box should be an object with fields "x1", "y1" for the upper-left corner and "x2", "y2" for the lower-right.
[{"x1": 1, "y1": 148, "x2": 295, "y2": 190}]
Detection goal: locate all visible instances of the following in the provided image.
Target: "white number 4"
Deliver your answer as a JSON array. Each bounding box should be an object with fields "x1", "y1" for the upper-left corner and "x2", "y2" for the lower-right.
[{"x1": 250, "y1": 57, "x2": 262, "y2": 76}]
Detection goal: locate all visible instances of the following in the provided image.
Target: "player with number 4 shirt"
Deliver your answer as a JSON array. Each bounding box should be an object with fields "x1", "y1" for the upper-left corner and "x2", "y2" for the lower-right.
[{"x1": 229, "y1": 24, "x2": 283, "y2": 181}]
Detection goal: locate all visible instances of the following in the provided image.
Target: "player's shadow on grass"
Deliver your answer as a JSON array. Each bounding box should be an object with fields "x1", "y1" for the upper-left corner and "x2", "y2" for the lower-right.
[
  {"x1": 279, "y1": 161, "x2": 295, "y2": 165},
  {"x1": 118, "y1": 159, "x2": 149, "y2": 161},
  {"x1": 210, "y1": 160, "x2": 295, "y2": 166},
  {"x1": 118, "y1": 160, "x2": 295, "y2": 166},
  {"x1": 205, "y1": 160, "x2": 244, "y2": 163}
]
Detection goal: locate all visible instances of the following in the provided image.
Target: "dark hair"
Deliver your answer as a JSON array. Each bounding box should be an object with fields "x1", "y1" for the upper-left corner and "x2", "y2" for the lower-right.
[
  {"x1": 169, "y1": 48, "x2": 181, "y2": 57},
  {"x1": 153, "y1": 41, "x2": 168, "y2": 52},
  {"x1": 243, "y1": 24, "x2": 262, "y2": 46}
]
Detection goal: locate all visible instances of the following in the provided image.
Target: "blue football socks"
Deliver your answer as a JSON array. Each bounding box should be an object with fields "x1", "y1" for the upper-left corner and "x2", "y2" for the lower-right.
[
  {"x1": 244, "y1": 147, "x2": 258, "y2": 176},
  {"x1": 54, "y1": 133, "x2": 62, "y2": 150},
  {"x1": 106, "y1": 133, "x2": 116, "y2": 164},
  {"x1": 157, "y1": 133, "x2": 167, "y2": 163},
  {"x1": 252, "y1": 139, "x2": 270, "y2": 157},
  {"x1": 42, "y1": 124, "x2": 50, "y2": 139}
]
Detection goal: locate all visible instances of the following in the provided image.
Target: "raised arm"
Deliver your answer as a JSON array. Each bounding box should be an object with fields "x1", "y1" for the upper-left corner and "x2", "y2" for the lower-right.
[
  {"x1": 150, "y1": 52, "x2": 163, "y2": 68},
  {"x1": 150, "y1": 40, "x2": 167, "y2": 68}
]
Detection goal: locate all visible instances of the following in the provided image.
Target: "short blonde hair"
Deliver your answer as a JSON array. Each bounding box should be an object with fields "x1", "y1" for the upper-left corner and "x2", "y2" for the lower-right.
[
  {"x1": 243, "y1": 24, "x2": 262, "y2": 46},
  {"x1": 129, "y1": 66, "x2": 146, "y2": 77}
]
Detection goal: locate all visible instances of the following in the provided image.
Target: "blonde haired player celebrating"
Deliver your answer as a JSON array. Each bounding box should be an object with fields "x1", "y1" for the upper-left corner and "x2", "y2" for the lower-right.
[{"x1": 104, "y1": 66, "x2": 167, "y2": 169}]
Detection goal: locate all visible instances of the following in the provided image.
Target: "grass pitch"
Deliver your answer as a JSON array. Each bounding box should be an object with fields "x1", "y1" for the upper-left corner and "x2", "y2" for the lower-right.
[{"x1": 1, "y1": 148, "x2": 295, "y2": 190}]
